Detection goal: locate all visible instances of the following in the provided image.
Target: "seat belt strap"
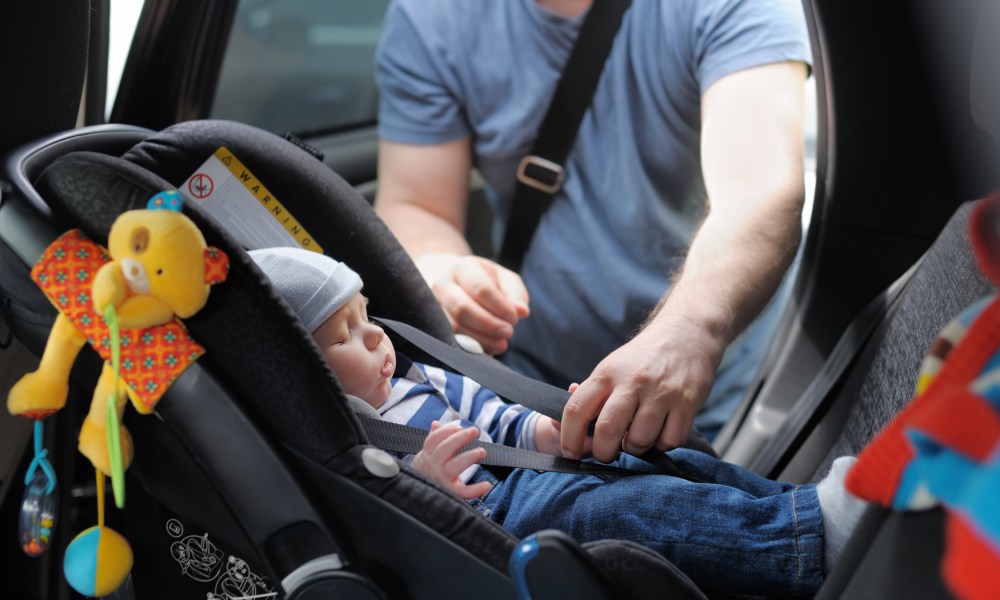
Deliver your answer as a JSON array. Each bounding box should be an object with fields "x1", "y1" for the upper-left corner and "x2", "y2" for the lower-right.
[
  {"x1": 747, "y1": 260, "x2": 923, "y2": 477},
  {"x1": 359, "y1": 417, "x2": 644, "y2": 478},
  {"x1": 498, "y1": 0, "x2": 632, "y2": 272},
  {"x1": 378, "y1": 317, "x2": 569, "y2": 421},
  {"x1": 375, "y1": 317, "x2": 705, "y2": 482}
]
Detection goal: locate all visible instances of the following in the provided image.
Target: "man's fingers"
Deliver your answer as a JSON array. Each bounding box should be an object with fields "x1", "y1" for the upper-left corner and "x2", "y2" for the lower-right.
[
  {"x1": 436, "y1": 283, "x2": 514, "y2": 353},
  {"x1": 561, "y1": 378, "x2": 609, "y2": 459},
  {"x1": 622, "y1": 400, "x2": 669, "y2": 456},
  {"x1": 657, "y1": 409, "x2": 695, "y2": 451},
  {"x1": 591, "y1": 389, "x2": 638, "y2": 462},
  {"x1": 454, "y1": 261, "x2": 520, "y2": 324},
  {"x1": 495, "y1": 266, "x2": 531, "y2": 317}
]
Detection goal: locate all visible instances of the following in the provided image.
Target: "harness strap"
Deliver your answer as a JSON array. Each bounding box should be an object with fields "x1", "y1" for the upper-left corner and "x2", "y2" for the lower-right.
[{"x1": 374, "y1": 318, "x2": 704, "y2": 482}]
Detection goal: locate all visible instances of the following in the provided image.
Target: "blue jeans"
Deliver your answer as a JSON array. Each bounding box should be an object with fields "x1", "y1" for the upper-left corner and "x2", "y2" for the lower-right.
[{"x1": 470, "y1": 449, "x2": 823, "y2": 598}]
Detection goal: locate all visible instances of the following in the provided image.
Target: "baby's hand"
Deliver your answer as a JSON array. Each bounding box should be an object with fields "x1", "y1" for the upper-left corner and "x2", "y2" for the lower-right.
[
  {"x1": 536, "y1": 384, "x2": 593, "y2": 457},
  {"x1": 413, "y1": 421, "x2": 493, "y2": 500}
]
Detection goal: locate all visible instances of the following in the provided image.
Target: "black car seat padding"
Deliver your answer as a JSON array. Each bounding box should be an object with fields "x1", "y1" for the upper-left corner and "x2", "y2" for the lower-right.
[
  {"x1": 31, "y1": 150, "x2": 530, "y2": 582},
  {"x1": 24, "y1": 125, "x2": 706, "y2": 598}
]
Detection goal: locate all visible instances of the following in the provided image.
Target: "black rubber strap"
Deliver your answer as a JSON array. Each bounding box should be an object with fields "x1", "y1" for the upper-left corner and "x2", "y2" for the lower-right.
[{"x1": 498, "y1": 0, "x2": 632, "y2": 272}]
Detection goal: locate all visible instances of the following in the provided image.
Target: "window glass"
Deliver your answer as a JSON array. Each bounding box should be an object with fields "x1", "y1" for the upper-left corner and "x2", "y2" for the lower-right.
[
  {"x1": 211, "y1": 0, "x2": 390, "y2": 136},
  {"x1": 107, "y1": 0, "x2": 145, "y2": 120}
]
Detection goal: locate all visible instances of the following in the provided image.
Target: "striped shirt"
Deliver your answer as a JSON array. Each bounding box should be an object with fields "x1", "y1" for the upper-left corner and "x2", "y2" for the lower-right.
[{"x1": 381, "y1": 355, "x2": 541, "y2": 481}]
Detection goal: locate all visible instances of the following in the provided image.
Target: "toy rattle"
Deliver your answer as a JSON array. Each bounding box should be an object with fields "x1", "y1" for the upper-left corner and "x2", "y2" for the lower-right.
[{"x1": 7, "y1": 190, "x2": 228, "y2": 597}]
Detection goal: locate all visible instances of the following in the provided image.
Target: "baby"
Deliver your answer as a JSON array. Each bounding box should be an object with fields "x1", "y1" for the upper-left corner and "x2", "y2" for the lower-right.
[{"x1": 250, "y1": 247, "x2": 865, "y2": 597}]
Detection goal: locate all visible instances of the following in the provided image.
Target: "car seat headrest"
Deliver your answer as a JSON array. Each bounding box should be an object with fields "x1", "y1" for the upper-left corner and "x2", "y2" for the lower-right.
[{"x1": 121, "y1": 120, "x2": 455, "y2": 342}]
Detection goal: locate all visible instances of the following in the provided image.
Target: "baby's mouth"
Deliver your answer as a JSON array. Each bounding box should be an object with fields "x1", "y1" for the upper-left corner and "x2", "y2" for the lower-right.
[{"x1": 380, "y1": 355, "x2": 394, "y2": 378}]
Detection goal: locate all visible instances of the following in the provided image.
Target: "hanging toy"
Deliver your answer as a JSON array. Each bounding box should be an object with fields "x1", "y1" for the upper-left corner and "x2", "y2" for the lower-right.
[
  {"x1": 5, "y1": 190, "x2": 229, "y2": 597},
  {"x1": 18, "y1": 421, "x2": 58, "y2": 556},
  {"x1": 64, "y1": 471, "x2": 133, "y2": 598},
  {"x1": 62, "y1": 303, "x2": 133, "y2": 597}
]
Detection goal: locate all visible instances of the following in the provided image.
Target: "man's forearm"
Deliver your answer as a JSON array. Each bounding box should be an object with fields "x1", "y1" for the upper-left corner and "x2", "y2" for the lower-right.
[
  {"x1": 376, "y1": 199, "x2": 473, "y2": 260},
  {"x1": 645, "y1": 189, "x2": 803, "y2": 347}
]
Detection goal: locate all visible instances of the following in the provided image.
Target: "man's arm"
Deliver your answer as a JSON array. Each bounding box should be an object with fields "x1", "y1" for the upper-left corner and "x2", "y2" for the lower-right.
[
  {"x1": 375, "y1": 139, "x2": 529, "y2": 354},
  {"x1": 561, "y1": 61, "x2": 809, "y2": 461}
]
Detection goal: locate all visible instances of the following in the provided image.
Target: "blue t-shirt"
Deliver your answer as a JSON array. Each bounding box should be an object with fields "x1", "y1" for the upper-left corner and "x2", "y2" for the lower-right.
[{"x1": 376, "y1": 0, "x2": 811, "y2": 412}]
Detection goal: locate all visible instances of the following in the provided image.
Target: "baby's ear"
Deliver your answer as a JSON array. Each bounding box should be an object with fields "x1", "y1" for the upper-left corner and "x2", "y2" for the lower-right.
[{"x1": 203, "y1": 247, "x2": 229, "y2": 285}]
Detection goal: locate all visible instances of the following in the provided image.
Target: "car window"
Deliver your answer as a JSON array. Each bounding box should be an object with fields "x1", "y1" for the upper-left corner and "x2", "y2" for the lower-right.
[{"x1": 211, "y1": 0, "x2": 390, "y2": 136}]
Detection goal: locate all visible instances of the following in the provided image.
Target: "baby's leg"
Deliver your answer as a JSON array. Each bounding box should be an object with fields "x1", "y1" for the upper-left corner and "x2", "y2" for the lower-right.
[
  {"x1": 660, "y1": 448, "x2": 800, "y2": 496},
  {"x1": 482, "y1": 466, "x2": 823, "y2": 597}
]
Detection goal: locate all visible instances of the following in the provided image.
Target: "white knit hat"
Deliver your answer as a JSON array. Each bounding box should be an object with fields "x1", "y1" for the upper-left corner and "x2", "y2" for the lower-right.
[{"x1": 249, "y1": 247, "x2": 363, "y2": 333}]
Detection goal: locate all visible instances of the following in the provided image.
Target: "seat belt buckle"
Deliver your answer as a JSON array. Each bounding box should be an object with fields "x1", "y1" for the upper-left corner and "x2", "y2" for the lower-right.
[{"x1": 516, "y1": 155, "x2": 565, "y2": 194}]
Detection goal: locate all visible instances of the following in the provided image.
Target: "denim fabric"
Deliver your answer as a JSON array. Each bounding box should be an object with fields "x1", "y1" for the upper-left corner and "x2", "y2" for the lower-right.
[{"x1": 473, "y1": 449, "x2": 824, "y2": 598}]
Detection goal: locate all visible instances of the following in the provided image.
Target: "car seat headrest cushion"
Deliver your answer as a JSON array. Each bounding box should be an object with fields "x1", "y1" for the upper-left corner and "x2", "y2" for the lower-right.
[{"x1": 122, "y1": 120, "x2": 455, "y2": 343}]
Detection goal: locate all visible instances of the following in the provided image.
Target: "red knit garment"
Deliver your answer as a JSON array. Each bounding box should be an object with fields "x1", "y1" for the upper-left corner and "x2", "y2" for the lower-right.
[
  {"x1": 846, "y1": 296, "x2": 1000, "y2": 505},
  {"x1": 943, "y1": 515, "x2": 1000, "y2": 600}
]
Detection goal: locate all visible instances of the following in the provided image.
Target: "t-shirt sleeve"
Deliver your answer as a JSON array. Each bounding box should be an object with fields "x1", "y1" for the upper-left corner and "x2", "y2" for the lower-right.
[
  {"x1": 693, "y1": 0, "x2": 813, "y2": 94},
  {"x1": 375, "y1": 0, "x2": 471, "y2": 145}
]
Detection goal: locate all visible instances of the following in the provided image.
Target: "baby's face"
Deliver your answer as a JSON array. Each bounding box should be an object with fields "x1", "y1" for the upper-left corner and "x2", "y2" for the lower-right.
[{"x1": 312, "y1": 292, "x2": 395, "y2": 409}]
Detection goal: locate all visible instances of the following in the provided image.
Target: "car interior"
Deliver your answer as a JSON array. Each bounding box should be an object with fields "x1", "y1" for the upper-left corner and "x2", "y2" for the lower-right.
[{"x1": 1, "y1": 0, "x2": 998, "y2": 599}]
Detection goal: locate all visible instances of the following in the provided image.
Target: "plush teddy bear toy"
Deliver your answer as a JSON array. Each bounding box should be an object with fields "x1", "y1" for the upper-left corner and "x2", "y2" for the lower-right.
[{"x1": 7, "y1": 190, "x2": 229, "y2": 475}]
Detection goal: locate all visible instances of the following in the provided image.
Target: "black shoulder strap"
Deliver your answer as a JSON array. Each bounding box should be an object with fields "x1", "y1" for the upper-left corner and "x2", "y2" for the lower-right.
[
  {"x1": 378, "y1": 317, "x2": 569, "y2": 421},
  {"x1": 746, "y1": 260, "x2": 921, "y2": 478},
  {"x1": 497, "y1": 0, "x2": 632, "y2": 272}
]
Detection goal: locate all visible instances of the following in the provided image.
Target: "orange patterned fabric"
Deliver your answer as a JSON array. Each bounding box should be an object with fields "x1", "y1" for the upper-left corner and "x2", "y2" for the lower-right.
[
  {"x1": 31, "y1": 230, "x2": 204, "y2": 412},
  {"x1": 203, "y1": 247, "x2": 229, "y2": 285}
]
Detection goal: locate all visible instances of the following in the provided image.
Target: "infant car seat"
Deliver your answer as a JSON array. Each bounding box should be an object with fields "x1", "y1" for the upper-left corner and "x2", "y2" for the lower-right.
[{"x1": 0, "y1": 120, "x2": 711, "y2": 600}]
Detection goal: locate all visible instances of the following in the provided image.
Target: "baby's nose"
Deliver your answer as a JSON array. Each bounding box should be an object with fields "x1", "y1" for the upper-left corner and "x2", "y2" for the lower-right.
[{"x1": 366, "y1": 324, "x2": 384, "y2": 349}]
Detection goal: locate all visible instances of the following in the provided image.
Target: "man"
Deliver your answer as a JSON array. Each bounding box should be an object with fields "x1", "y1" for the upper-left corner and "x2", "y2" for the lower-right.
[{"x1": 373, "y1": 0, "x2": 811, "y2": 462}]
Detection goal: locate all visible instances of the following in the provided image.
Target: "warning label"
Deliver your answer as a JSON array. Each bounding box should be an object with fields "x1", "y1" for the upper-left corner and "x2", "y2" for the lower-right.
[{"x1": 181, "y1": 147, "x2": 323, "y2": 253}]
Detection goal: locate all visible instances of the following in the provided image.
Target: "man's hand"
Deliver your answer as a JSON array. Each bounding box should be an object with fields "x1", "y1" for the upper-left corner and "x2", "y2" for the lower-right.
[
  {"x1": 412, "y1": 421, "x2": 493, "y2": 499},
  {"x1": 417, "y1": 253, "x2": 530, "y2": 355},
  {"x1": 560, "y1": 317, "x2": 726, "y2": 462},
  {"x1": 562, "y1": 62, "x2": 807, "y2": 463},
  {"x1": 536, "y1": 384, "x2": 592, "y2": 457}
]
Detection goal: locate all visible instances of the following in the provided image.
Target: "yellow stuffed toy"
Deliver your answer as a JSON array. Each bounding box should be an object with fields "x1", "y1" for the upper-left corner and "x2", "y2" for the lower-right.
[
  {"x1": 8, "y1": 190, "x2": 228, "y2": 474},
  {"x1": 6, "y1": 190, "x2": 228, "y2": 597}
]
